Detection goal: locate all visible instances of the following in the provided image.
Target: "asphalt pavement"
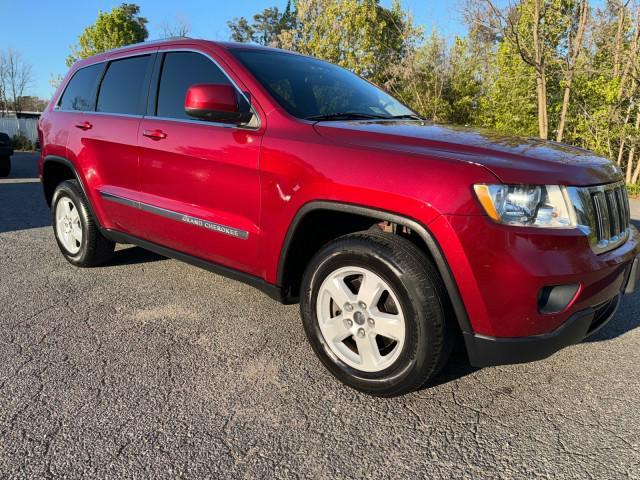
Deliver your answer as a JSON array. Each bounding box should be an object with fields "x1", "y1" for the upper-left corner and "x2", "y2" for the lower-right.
[{"x1": 1, "y1": 153, "x2": 639, "y2": 479}]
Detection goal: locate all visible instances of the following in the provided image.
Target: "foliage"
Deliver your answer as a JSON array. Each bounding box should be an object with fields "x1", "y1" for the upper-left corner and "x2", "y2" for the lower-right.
[
  {"x1": 279, "y1": 0, "x2": 410, "y2": 85},
  {"x1": 227, "y1": 1, "x2": 296, "y2": 47},
  {"x1": 11, "y1": 133, "x2": 34, "y2": 151},
  {"x1": 627, "y1": 183, "x2": 640, "y2": 198},
  {"x1": 66, "y1": 3, "x2": 148, "y2": 66},
  {"x1": 478, "y1": 40, "x2": 539, "y2": 137}
]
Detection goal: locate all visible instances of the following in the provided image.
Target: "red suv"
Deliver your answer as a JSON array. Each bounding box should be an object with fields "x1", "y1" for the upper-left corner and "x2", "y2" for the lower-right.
[{"x1": 38, "y1": 39, "x2": 640, "y2": 396}]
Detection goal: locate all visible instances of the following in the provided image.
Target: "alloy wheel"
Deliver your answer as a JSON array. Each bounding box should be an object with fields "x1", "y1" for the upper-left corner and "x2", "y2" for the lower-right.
[
  {"x1": 55, "y1": 197, "x2": 83, "y2": 254},
  {"x1": 316, "y1": 266, "x2": 406, "y2": 372}
]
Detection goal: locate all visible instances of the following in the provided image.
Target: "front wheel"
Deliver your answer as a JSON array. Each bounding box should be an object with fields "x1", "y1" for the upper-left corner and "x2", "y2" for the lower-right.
[
  {"x1": 300, "y1": 231, "x2": 452, "y2": 397},
  {"x1": 0, "y1": 155, "x2": 10, "y2": 177}
]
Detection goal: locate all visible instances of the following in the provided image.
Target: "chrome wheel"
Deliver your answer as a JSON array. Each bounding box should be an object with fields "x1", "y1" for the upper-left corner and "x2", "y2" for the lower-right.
[
  {"x1": 55, "y1": 197, "x2": 82, "y2": 254},
  {"x1": 316, "y1": 266, "x2": 406, "y2": 373}
]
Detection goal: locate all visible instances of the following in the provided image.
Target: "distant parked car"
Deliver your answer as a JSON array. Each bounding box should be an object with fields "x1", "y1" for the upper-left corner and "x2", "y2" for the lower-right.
[{"x1": 0, "y1": 132, "x2": 13, "y2": 177}]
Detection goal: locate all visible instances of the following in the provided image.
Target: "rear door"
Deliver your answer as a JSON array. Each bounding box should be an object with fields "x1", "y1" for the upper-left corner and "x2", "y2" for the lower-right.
[
  {"x1": 66, "y1": 53, "x2": 155, "y2": 235},
  {"x1": 137, "y1": 49, "x2": 263, "y2": 275},
  {"x1": 47, "y1": 63, "x2": 104, "y2": 197}
]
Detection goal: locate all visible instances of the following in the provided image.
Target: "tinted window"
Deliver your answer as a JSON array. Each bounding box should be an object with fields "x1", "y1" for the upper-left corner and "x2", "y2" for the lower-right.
[
  {"x1": 157, "y1": 52, "x2": 231, "y2": 120},
  {"x1": 59, "y1": 64, "x2": 103, "y2": 111},
  {"x1": 230, "y1": 49, "x2": 414, "y2": 120},
  {"x1": 97, "y1": 55, "x2": 151, "y2": 115}
]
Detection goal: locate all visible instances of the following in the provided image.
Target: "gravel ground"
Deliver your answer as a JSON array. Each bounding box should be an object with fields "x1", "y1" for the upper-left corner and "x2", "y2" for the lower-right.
[{"x1": 1, "y1": 153, "x2": 639, "y2": 479}]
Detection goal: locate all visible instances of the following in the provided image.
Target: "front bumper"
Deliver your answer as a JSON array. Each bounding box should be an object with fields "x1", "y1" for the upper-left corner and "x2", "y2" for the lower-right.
[
  {"x1": 465, "y1": 294, "x2": 622, "y2": 367},
  {"x1": 466, "y1": 254, "x2": 638, "y2": 367},
  {"x1": 428, "y1": 214, "x2": 640, "y2": 367}
]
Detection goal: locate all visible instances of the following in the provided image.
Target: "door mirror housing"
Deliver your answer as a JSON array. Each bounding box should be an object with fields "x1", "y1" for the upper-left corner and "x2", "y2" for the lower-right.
[{"x1": 184, "y1": 83, "x2": 252, "y2": 124}]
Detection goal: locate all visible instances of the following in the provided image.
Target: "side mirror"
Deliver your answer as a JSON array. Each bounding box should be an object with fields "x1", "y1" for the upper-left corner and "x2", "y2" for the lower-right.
[{"x1": 184, "y1": 83, "x2": 252, "y2": 124}]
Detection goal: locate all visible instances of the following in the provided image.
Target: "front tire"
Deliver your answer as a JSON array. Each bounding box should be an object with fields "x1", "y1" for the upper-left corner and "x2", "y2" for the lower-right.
[
  {"x1": 52, "y1": 180, "x2": 115, "y2": 267},
  {"x1": 0, "y1": 155, "x2": 10, "y2": 177},
  {"x1": 300, "y1": 231, "x2": 452, "y2": 397}
]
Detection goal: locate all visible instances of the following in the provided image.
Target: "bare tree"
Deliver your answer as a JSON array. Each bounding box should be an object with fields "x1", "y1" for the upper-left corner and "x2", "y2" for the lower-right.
[
  {"x1": 160, "y1": 14, "x2": 191, "y2": 39},
  {"x1": 0, "y1": 53, "x2": 8, "y2": 116},
  {"x1": 1, "y1": 48, "x2": 33, "y2": 116}
]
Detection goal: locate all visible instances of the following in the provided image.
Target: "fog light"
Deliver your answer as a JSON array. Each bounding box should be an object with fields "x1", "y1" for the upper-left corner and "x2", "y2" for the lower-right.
[{"x1": 538, "y1": 284, "x2": 581, "y2": 315}]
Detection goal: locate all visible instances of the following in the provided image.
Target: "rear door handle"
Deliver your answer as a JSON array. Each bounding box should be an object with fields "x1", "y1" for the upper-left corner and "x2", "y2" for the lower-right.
[
  {"x1": 75, "y1": 121, "x2": 92, "y2": 131},
  {"x1": 143, "y1": 129, "x2": 167, "y2": 140}
]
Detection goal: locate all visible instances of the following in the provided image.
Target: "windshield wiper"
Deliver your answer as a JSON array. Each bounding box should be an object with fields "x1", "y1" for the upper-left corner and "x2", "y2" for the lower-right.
[
  {"x1": 305, "y1": 112, "x2": 389, "y2": 121},
  {"x1": 387, "y1": 114, "x2": 424, "y2": 120}
]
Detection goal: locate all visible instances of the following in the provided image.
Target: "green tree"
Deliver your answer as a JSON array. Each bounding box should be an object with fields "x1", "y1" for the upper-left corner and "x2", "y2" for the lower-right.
[
  {"x1": 479, "y1": 40, "x2": 539, "y2": 137},
  {"x1": 66, "y1": 3, "x2": 148, "y2": 67},
  {"x1": 227, "y1": 1, "x2": 296, "y2": 47},
  {"x1": 278, "y1": 0, "x2": 411, "y2": 85}
]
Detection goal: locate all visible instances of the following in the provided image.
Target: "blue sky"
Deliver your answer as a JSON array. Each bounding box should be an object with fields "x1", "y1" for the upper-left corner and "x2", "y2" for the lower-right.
[{"x1": 0, "y1": 0, "x2": 469, "y2": 98}]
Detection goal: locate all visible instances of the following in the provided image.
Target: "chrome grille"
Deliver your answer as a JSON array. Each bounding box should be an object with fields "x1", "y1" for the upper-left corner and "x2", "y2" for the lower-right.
[{"x1": 569, "y1": 181, "x2": 630, "y2": 254}]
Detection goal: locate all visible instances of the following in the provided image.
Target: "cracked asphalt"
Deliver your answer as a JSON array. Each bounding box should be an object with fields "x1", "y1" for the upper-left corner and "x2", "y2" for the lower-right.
[{"x1": 1, "y1": 152, "x2": 639, "y2": 479}]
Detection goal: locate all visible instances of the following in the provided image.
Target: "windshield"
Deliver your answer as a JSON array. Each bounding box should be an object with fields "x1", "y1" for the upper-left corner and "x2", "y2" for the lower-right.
[{"x1": 230, "y1": 49, "x2": 416, "y2": 121}]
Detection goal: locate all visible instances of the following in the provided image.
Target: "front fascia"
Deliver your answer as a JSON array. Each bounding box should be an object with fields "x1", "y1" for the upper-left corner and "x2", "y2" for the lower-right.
[{"x1": 430, "y1": 214, "x2": 640, "y2": 338}]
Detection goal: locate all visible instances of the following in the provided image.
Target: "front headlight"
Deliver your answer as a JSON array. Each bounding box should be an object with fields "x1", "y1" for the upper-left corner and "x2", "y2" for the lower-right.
[{"x1": 474, "y1": 184, "x2": 575, "y2": 228}]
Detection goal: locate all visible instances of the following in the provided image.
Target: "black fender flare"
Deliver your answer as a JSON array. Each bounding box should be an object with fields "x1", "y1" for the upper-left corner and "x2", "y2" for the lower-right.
[
  {"x1": 42, "y1": 155, "x2": 101, "y2": 227},
  {"x1": 277, "y1": 201, "x2": 473, "y2": 335}
]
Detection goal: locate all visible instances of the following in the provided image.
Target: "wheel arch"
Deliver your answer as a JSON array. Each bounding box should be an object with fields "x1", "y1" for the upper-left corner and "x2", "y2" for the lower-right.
[
  {"x1": 42, "y1": 155, "x2": 101, "y2": 227},
  {"x1": 277, "y1": 201, "x2": 473, "y2": 336}
]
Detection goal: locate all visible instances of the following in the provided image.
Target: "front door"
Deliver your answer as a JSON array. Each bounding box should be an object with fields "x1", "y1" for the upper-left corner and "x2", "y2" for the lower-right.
[{"x1": 137, "y1": 49, "x2": 262, "y2": 275}]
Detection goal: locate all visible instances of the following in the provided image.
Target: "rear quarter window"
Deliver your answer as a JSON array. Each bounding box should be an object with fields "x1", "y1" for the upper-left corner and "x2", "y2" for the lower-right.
[{"x1": 58, "y1": 63, "x2": 103, "y2": 111}]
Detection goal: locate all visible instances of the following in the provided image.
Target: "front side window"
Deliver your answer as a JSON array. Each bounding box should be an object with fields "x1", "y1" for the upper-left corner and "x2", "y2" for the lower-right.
[
  {"x1": 156, "y1": 52, "x2": 232, "y2": 120},
  {"x1": 58, "y1": 63, "x2": 103, "y2": 111},
  {"x1": 97, "y1": 55, "x2": 152, "y2": 115},
  {"x1": 230, "y1": 49, "x2": 415, "y2": 120}
]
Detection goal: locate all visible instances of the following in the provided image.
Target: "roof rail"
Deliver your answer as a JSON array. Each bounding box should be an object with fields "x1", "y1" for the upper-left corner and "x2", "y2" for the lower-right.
[{"x1": 100, "y1": 37, "x2": 193, "y2": 56}]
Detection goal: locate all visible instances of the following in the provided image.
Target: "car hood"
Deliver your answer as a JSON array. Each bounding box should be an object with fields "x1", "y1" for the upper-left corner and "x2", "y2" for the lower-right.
[{"x1": 313, "y1": 121, "x2": 622, "y2": 186}]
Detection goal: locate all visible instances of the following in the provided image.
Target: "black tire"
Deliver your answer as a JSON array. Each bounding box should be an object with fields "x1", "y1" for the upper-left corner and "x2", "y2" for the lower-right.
[
  {"x1": 0, "y1": 155, "x2": 10, "y2": 177},
  {"x1": 300, "y1": 231, "x2": 453, "y2": 397},
  {"x1": 51, "y1": 180, "x2": 115, "y2": 267}
]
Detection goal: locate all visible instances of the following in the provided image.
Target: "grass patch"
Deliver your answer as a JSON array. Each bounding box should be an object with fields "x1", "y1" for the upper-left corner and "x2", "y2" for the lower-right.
[{"x1": 628, "y1": 184, "x2": 640, "y2": 199}]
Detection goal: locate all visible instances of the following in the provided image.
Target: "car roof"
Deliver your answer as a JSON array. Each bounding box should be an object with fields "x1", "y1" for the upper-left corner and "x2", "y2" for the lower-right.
[{"x1": 72, "y1": 38, "x2": 298, "y2": 68}]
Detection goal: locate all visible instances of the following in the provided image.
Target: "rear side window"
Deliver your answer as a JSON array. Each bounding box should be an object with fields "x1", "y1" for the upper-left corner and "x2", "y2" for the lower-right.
[
  {"x1": 156, "y1": 52, "x2": 231, "y2": 120},
  {"x1": 97, "y1": 55, "x2": 152, "y2": 115},
  {"x1": 58, "y1": 64, "x2": 103, "y2": 111}
]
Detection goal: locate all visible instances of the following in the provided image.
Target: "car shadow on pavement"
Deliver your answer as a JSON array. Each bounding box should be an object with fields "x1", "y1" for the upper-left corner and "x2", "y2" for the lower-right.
[
  {"x1": 109, "y1": 246, "x2": 167, "y2": 266},
  {"x1": 423, "y1": 284, "x2": 640, "y2": 389},
  {"x1": 584, "y1": 288, "x2": 640, "y2": 342}
]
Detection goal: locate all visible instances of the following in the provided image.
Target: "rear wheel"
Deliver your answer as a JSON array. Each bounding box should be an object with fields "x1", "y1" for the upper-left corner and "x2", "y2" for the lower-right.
[
  {"x1": 0, "y1": 155, "x2": 10, "y2": 177},
  {"x1": 300, "y1": 231, "x2": 452, "y2": 397},
  {"x1": 52, "y1": 180, "x2": 115, "y2": 267}
]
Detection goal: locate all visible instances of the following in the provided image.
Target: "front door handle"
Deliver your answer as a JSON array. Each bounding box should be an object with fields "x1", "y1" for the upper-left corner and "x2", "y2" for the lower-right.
[
  {"x1": 143, "y1": 129, "x2": 167, "y2": 140},
  {"x1": 75, "y1": 121, "x2": 92, "y2": 131}
]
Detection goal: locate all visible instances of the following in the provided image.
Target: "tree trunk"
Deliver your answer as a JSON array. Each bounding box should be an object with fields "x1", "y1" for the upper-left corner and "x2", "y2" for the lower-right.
[
  {"x1": 626, "y1": 109, "x2": 640, "y2": 183},
  {"x1": 618, "y1": 140, "x2": 626, "y2": 165},
  {"x1": 556, "y1": 0, "x2": 588, "y2": 143},
  {"x1": 633, "y1": 157, "x2": 640, "y2": 184},
  {"x1": 613, "y1": 1, "x2": 627, "y2": 77},
  {"x1": 557, "y1": 77, "x2": 573, "y2": 143},
  {"x1": 532, "y1": 0, "x2": 548, "y2": 140},
  {"x1": 536, "y1": 73, "x2": 549, "y2": 140}
]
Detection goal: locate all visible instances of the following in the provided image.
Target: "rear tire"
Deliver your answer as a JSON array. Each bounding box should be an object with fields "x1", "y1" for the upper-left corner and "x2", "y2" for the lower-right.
[
  {"x1": 300, "y1": 231, "x2": 452, "y2": 397},
  {"x1": 0, "y1": 155, "x2": 10, "y2": 177},
  {"x1": 52, "y1": 180, "x2": 115, "y2": 267}
]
